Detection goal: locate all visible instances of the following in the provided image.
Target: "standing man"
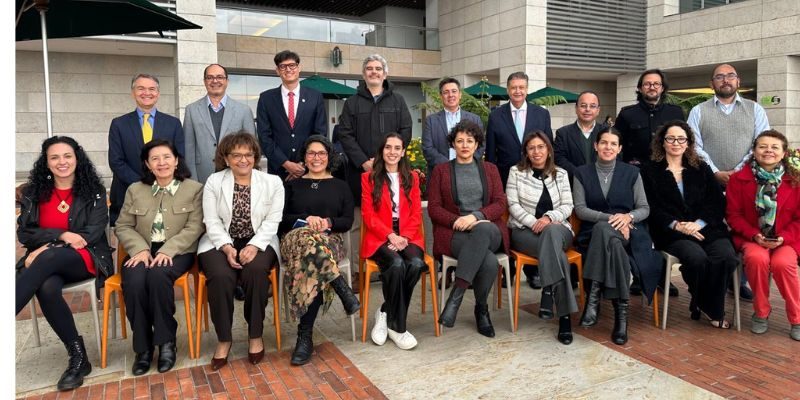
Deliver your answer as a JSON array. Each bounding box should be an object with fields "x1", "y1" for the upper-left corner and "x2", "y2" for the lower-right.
[
  {"x1": 338, "y1": 54, "x2": 412, "y2": 202},
  {"x1": 554, "y1": 90, "x2": 606, "y2": 181},
  {"x1": 485, "y1": 71, "x2": 553, "y2": 186},
  {"x1": 615, "y1": 69, "x2": 684, "y2": 165},
  {"x1": 257, "y1": 50, "x2": 327, "y2": 180},
  {"x1": 184, "y1": 63, "x2": 256, "y2": 183},
  {"x1": 422, "y1": 77, "x2": 484, "y2": 178},
  {"x1": 108, "y1": 73, "x2": 183, "y2": 225}
]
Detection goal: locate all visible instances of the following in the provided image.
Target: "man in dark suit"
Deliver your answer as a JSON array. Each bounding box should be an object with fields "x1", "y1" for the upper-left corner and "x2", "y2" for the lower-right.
[
  {"x1": 485, "y1": 71, "x2": 553, "y2": 186},
  {"x1": 554, "y1": 90, "x2": 606, "y2": 181},
  {"x1": 257, "y1": 50, "x2": 327, "y2": 180},
  {"x1": 108, "y1": 73, "x2": 184, "y2": 225},
  {"x1": 422, "y1": 77, "x2": 484, "y2": 178}
]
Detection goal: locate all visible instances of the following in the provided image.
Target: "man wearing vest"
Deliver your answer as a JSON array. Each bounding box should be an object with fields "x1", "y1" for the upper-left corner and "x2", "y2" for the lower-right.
[{"x1": 688, "y1": 63, "x2": 770, "y2": 301}]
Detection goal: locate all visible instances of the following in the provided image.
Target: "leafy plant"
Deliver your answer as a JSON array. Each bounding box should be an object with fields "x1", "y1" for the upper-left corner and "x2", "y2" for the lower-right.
[
  {"x1": 405, "y1": 137, "x2": 427, "y2": 193},
  {"x1": 665, "y1": 93, "x2": 712, "y2": 117}
]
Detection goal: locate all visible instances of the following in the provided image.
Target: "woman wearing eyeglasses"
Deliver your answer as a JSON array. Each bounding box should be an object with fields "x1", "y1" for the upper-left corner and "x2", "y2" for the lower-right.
[
  {"x1": 641, "y1": 121, "x2": 737, "y2": 329},
  {"x1": 198, "y1": 132, "x2": 284, "y2": 370}
]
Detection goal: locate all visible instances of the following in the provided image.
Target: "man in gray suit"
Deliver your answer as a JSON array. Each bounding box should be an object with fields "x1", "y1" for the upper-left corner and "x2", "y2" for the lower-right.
[
  {"x1": 422, "y1": 77, "x2": 483, "y2": 177},
  {"x1": 184, "y1": 63, "x2": 256, "y2": 183}
]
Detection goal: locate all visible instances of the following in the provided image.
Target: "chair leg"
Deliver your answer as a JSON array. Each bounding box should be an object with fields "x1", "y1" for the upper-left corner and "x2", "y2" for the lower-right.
[
  {"x1": 652, "y1": 291, "x2": 660, "y2": 328},
  {"x1": 427, "y1": 262, "x2": 440, "y2": 337},
  {"x1": 501, "y1": 261, "x2": 513, "y2": 332},
  {"x1": 361, "y1": 271, "x2": 372, "y2": 342},
  {"x1": 345, "y1": 268, "x2": 356, "y2": 342},
  {"x1": 733, "y1": 265, "x2": 741, "y2": 332},
  {"x1": 513, "y1": 258, "x2": 522, "y2": 332},
  {"x1": 101, "y1": 288, "x2": 112, "y2": 369},
  {"x1": 576, "y1": 260, "x2": 585, "y2": 311},
  {"x1": 495, "y1": 268, "x2": 502, "y2": 310},
  {"x1": 181, "y1": 280, "x2": 194, "y2": 359},
  {"x1": 420, "y1": 271, "x2": 427, "y2": 314},
  {"x1": 195, "y1": 275, "x2": 205, "y2": 359},
  {"x1": 118, "y1": 292, "x2": 127, "y2": 339},
  {"x1": 270, "y1": 269, "x2": 281, "y2": 351},
  {"x1": 662, "y1": 264, "x2": 672, "y2": 331},
  {"x1": 439, "y1": 263, "x2": 447, "y2": 335},
  {"x1": 90, "y1": 290, "x2": 101, "y2": 356},
  {"x1": 29, "y1": 300, "x2": 41, "y2": 347}
]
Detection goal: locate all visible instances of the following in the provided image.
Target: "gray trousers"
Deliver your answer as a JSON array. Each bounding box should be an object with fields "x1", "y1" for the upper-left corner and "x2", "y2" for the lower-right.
[
  {"x1": 450, "y1": 222, "x2": 502, "y2": 306},
  {"x1": 511, "y1": 224, "x2": 579, "y2": 316},
  {"x1": 583, "y1": 221, "x2": 632, "y2": 300}
]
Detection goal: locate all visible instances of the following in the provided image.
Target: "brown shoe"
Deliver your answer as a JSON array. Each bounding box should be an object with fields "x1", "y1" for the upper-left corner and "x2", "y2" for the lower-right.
[
  {"x1": 248, "y1": 349, "x2": 265, "y2": 365},
  {"x1": 210, "y1": 355, "x2": 228, "y2": 371}
]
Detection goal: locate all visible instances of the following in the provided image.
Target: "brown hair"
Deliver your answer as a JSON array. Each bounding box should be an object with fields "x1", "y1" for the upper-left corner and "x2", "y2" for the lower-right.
[
  {"x1": 214, "y1": 131, "x2": 262, "y2": 172},
  {"x1": 751, "y1": 129, "x2": 800, "y2": 186},
  {"x1": 649, "y1": 120, "x2": 702, "y2": 169},
  {"x1": 516, "y1": 131, "x2": 557, "y2": 180}
]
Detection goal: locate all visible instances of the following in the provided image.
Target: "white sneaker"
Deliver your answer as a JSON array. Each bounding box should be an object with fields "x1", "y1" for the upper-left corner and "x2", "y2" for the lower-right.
[
  {"x1": 387, "y1": 328, "x2": 418, "y2": 350},
  {"x1": 371, "y1": 309, "x2": 388, "y2": 345}
]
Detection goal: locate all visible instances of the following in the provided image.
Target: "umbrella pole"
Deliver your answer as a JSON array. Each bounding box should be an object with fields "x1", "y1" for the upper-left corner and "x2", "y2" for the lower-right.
[{"x1": 38, "y1": 8, "x2": 53, "y2": 137}]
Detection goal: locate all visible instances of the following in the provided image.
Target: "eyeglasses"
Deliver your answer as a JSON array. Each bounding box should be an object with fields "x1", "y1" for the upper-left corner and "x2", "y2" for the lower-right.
[
  {"x1": 228, "y1": 152, "x2": 255, "y2": 161},
  {"x1": 712, "y1": 73, "x2": 738, "y2": 82},
  {"x1": 306, "y1": 151, "x2": 329, "y2": 159},
  {"x1": 642, "y1": 82, "x2": 662, "y2": 89},
  {"x1": 664, "y1": 136, "x2": 688, "y2": 144},
  {"x1": 204, "y1": 75, "x2": 227, "y2": 82},
  {"x1": 277, "y1": 63, "x2": 299, "y2": 71},
  {"x1": 577, "y1": 103, "x2": 599, "y2": 110}
]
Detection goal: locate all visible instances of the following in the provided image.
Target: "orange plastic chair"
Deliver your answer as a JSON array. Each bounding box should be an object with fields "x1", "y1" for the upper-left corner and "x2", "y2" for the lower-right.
[
  {"x1": 358, "y1": 223, "x2": 440, "y2": 342},
  {"x1": 101, "y1": 245, "x2": 197, "y2": 368}
]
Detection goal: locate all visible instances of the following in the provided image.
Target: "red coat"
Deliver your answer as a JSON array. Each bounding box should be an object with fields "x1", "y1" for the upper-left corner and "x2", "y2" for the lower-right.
[
  {"x1": 427, "y1": 160, "x2": 509, "y2": 259},
  {"x1": 726, "y1": 166, "x2": 800, "y2": 254},
  {"x1": 360, "y1": 170, "x2": 424, "y2": 258}
]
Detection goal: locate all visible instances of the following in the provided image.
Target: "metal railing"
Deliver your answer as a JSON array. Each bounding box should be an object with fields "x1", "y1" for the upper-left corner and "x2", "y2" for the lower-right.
[{"x1": 679, "y1": 0, "x2": 748, "y2": 13}]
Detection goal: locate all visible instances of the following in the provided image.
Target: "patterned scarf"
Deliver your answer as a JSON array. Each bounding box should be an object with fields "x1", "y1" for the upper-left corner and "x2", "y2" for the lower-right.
[{"x1": 752, "y1": 161, "x2": 784, "y2": 237}]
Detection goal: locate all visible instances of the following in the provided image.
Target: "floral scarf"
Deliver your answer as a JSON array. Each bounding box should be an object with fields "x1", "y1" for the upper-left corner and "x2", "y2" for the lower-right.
[{"x1": 752, "y1": 161, "x2": 784, "y2": 237}]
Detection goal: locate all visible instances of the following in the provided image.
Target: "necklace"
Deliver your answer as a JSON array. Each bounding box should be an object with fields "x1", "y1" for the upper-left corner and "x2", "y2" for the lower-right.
[
  {"x1": 53, "y1": 188, "x2": 72, "y2": 214},
  {"x1": 310, "y1": 179, "x2": 321, "y2": 190},
  {"x1": 600, "y1": 169, "x2": 614, "y2": 184}
]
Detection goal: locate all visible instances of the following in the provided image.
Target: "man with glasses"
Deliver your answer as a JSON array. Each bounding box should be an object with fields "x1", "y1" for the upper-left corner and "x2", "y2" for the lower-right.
[
  {"x1": 554, "y1": 90, "x2": 607, "y2": 181},
  {"x1": 184, "y1": 64, "x2": 256, "y2": 184},
  {"x1": 258, "y1": 50, "x2": 327, "y2": 180},
  {"x1": 615, "y1": 69, "x2": 685, "y2": 166}
]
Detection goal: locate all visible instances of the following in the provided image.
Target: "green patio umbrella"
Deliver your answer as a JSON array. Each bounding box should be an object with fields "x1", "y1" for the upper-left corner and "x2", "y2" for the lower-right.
[
  {"x1": 300, "y1": 75, "x2": 357, "y2": 99},
  {"x1": 463, "y1": 82, "x2": 509, "y2": 101},
  {"x1": 527, "y1": 86, "x2": 578, "y2": 103}
]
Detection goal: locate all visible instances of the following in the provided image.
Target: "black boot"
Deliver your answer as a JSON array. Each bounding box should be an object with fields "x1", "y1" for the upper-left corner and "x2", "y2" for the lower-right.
[
  {"x1": 57, "y1": 336, "x2": 92, "y2": 391},
  {"x1": 439, "y1": 286, "x2": 466, "y2": 327},
  {"x1": 538, "y1": 287, "x2": 554, "y2": 320},
  {"x1": 157, "y1": 341, "x2": 177, "y2": 373},
  {"x1": 474, "y1": 304, "x2": 495, "y2": 338},
  {"x1": 330, "y1": 275, "x2": 360, "y2": 316},
  {"x1": 611, "y1": 299, "x2": 629, "y2": 345},
  {"x1": 291, "y1": 326, "x2": 314, "y2": 365},
  {"x1": 557, "y1": 315, "x2": 573, "y2": 345},
  {"x1": 580, "y1": 280, "x2": 602, "y2": 327},
  {"x1": 132, "y1": 348, "x2": 153, "y2": 376}
]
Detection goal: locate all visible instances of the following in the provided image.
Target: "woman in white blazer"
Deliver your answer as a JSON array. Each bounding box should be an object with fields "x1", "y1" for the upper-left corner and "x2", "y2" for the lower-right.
[{"x1": 197, "y1": 132, "x2": 284, "y2": 370}]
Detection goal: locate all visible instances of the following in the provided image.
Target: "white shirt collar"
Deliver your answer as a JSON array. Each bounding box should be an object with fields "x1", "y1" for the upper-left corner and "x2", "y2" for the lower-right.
[
  {"x1": 510, "y1": 101, "x2": 528, "y2": 112},
  {"x1": 281, "y1": 85, "x2": 300, "y2": 98}
]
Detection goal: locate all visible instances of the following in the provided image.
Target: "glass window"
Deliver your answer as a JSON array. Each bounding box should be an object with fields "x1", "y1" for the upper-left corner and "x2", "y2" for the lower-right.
[
  {"x1": 330, "y1": 21, "x2": 373, "y2": 45},
  {"x1": 241, "y1": 11, "x2": 287, "y2": 38},
  {"x1": 229, "y1": 74, "x2": 282, "y2": 116},
  {"x1": 287, "y1": 16, "x2": 329, "y2": 42}
]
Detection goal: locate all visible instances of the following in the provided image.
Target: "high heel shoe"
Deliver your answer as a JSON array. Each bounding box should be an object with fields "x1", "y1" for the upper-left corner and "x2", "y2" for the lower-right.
[
  {"x1": 248, "y1": 339, "x2": 265, "y2": 364},
  {"x1": 211, "y1": 342, "x2": 231, "y2": 371}
]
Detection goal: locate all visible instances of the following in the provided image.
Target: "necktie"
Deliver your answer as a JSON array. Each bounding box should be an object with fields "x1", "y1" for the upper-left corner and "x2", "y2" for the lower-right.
[
  {"x1": 514, "y1": 109, "x2": 524, "y2": 141},
  {"x1": 142, "y1": 113, "x2": 153, "y2": 143},
  {"x1": 288, "y1": 92, "x2": 295, "y2": 129}
]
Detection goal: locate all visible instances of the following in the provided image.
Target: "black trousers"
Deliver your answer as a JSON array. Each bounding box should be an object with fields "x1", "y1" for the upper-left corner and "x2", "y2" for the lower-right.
[
  {"x1": 199, "y1": 238, "x2": 277, "y2": 342},
  {"x1": 16, "y1": 247, "x2": 93, "y2": 344},
  {"x1": 450, "y1": 222, "x2": 502, "y2": 306},
  {"x1": 666, "y1": 237, "x2": 737, "y2": 320},
  {"x1": 370, "y1": 242, "x2": 425, "y2": 333},
  {"x1": 121, "y1": 243, "x2": 193, "y2": 353}
]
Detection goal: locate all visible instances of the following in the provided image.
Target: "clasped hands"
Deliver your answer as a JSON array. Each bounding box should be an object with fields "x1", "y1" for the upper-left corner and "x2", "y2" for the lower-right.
[
  {"x1": 609, "y1": 213, "x2": 634, "y2": 240},
  {"x1": 24, "y1": 231, "x2": 87, "y2": 268},
  {"x1": 220, "y1": 243, "x2": 259, "y2": 269},
  {"x1": 306, "y1": 215, "x2": 330, "y2": 232},
  {"x1": 674, "y1": 221, "x2": 705, "y2": 241},
  {"x1": 387, "y1": 233, "x2": 409, "y2": 252},
  {"x1": 453, "y1": 214, "x2": 488, "y2": 232}
]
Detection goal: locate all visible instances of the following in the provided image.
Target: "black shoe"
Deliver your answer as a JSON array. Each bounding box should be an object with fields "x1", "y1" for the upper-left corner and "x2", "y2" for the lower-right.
[
  {"x1": 557, "y1": 316, "x2": 573, "y2": 345},
  {"x1": 57, "y1": 336, "x2": 92, "y2": 391},
  {"x1": 157, "y1": 341, "x2": 177, "y2": 373},
  {"x1": 234, "y1": 285, "x2": 246, "y2": 301},
  {"x1": 291, "y1": 326, "x2": 314, "y2": 366},
  {"x1": 539, "y1": 287, "x2": 554, "y2": 320},
  {"x1": 132, "y1": 348, "x2": 153, "y2": 376},
  {"x1": 580, "y1": 280, "x2": 602, "y2": 327},
  {"x1": 611, "y1": 299, "x2": 629, "y2": 345},
  {"x1": 629, "y1": 277, "x2": 642, "y2": 296},
  {"x1": 474, "y1": 304, "x2": 495, "y2": 338},
  {"x1": 439, "y1": 286, "x2": 466, "y2": 327},
  {"x1": 330, "y1": 275, "x2": 361, "y2": 315},
  {"x1": 739, "y1": 285, "x2": 753, "y2": 302},
  {"x1": 527, "y1": 273, "x2": 542, "y2": 289}
]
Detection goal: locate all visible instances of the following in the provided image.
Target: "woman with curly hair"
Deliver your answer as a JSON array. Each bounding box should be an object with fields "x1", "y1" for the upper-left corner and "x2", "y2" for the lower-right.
[
  {"x1": 726, "y1": 130, "x2": 800, "y2": 340},
  {"x1": 641, "y1": 120, "x2": 737, "y2": 329},
  {"x1": 16, "y1": 136, "x2": 113, "y2": 391},
  {"x1": 279, "y1": 135, "x2": 359, "y2": 365}
]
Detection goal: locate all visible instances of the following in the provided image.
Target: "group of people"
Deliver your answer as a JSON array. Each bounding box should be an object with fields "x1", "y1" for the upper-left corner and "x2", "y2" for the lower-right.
[{"x1": 14, "y1": 51, "x2": 800, "y2": 394}]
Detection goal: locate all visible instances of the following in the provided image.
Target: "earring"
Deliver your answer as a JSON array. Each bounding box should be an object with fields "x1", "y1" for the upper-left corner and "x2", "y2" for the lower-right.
[{"x1": 46, "y1": 174, "x2": 52, "y2": 180}]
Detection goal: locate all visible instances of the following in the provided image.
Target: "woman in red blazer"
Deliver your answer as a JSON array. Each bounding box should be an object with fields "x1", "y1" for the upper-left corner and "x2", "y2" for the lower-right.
[
  {"x1": 361, "y1": 132, "x2": 425, "y2": 350},
  {"x1": 428, "y1": 120, "x2": 509, "y2": 338},
  {"x1": 726, "y1": 130, "x2": 800, "y2": 341}
]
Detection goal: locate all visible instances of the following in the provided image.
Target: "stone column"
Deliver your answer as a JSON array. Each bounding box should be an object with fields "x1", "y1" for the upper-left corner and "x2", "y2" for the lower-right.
[
  {"x1": 758, "y1": 56, "x2": 800, "y2": 147},
  {"x1": 175, "y1": 0, "x2": 218, "y2": 120},
  {"x1": 615, "y1": 73, "x2": 640, "y2": 115}
]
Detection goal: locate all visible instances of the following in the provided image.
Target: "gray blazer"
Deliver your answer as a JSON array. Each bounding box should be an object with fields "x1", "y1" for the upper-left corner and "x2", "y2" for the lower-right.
[
  {"x1": 183, "y1": 96, "x2": 256, "y2": 183},
  {"x1": 421, "y1": 109, "x2": 484, "y2": 175}
]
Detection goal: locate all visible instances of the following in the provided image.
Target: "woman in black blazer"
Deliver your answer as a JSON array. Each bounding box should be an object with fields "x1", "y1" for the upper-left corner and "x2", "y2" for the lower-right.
[{"x1": 641, "y1": 120, "x2": 737, "y2": 328}]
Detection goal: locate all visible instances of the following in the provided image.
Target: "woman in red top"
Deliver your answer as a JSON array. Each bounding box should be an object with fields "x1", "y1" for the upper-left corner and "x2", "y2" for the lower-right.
[
  {"x1": 726, "y1": 130, "x2": 800, "y2": 341},
  {"x1": 361, "y1": 132, "x2": 424, "y2": 350},
  {"x1": 16, "y1": 136, "x2": 112, "y2": 391}
]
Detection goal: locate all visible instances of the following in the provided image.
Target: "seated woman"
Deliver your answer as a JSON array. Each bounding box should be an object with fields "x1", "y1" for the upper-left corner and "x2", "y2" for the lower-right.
[
  {"x1": 726, "y1": 130, "x2": 800, "y2": 341},
  {"x1": 280, "y1": 135, "x2": 360, "y2": 365},
  {"x1": 641, "y1": 121, "x2": 737, "y2": 328},
  {"x1": 428, "y1": 120, "x2": 509, "y2": 338},
  {"x1": 16, "y1": 136, "x2": 112, "y2": 391},
  {"x1": 198, "y1": 132, "x2": 283, "y2": 370},
  {"x1": 115, "y1": 139, "x2": 204, "y2": 375},
  {"x1": 507, "y1": 131, "x2": 577, "y2": 344},
  {"x1": 573, "y1": 127, "x2": 662, "y2": 345},
  {"x1": 361, "y1": 132, "x2": 425, "y2": 350}
]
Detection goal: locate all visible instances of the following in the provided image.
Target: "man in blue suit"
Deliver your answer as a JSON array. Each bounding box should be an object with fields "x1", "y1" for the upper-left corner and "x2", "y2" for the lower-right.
[
  {"x1": 257, "y1": 50, "x2": 327, "y2": 180},
  {"x1": 485, "y1": 71, "x2": 553, "y2": 186},
  {"x1": 108, "y1": 73, "x2": 184, "y2": 225},
  {"x1": 422, "y1": 77, "x2": 484, "y2": 178}
]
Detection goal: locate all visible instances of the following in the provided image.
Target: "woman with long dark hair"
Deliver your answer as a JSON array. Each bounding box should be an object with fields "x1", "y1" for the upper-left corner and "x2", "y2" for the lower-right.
[
  {"x1": 16, "y1": 136, "x2": 112, "y2": 391},
  {"x1": 361, "y1": 132, "x2": 425, "y2": 350}
]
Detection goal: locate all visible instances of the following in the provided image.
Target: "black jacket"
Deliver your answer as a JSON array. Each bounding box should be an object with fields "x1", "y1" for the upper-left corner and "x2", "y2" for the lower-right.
[
  {"x1": 640, "y1": 159, "x2": 731, "y2": 250},
  {"x1": 554, "y1": 121, "x2": 607, "y2": 181},
  {"x1": 17, "y1": 186, "x2": 114, "y2": 293},
  {"x1": 615, "y1": 101, "x2": 684, "y2": 164}
]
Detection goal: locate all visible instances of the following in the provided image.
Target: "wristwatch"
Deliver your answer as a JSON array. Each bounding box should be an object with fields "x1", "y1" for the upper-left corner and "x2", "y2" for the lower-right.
[{"x1": 628, "y1": 213, "x2": 635, "y2": 223}]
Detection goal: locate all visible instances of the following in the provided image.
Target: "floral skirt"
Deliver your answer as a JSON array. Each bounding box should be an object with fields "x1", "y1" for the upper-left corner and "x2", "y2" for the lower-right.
[{"x1": 280, "y1": 227, "x2": 345, "y2": 320}]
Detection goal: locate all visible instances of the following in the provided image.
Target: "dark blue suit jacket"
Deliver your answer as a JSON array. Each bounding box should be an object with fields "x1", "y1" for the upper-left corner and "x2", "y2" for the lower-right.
[
  {"x1": 554, "y1": 121, "x2": 606, "y2": 181},
  {"x1": 107, "y1": 109, "x2": 184, "y2": 225},
  {"x1": 485, "y1": 102, "x2": 553, "y2": 185},
  {"x1": 421, "y1": 109, "x2": 484, "y2": 177},
  {"x1": 256, "y1": 86, "x2": 327, "y2": 179}
]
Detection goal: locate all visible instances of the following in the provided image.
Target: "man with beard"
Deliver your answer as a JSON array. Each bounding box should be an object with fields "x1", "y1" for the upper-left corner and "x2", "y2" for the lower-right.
[{"x1": 615, "y1": 69, "x2": 685, "y2": 166}]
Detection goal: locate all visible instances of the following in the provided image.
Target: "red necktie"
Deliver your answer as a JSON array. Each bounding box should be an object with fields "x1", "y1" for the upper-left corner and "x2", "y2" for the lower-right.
[{"x1": 288, "y1": 92, "x2": 295, "y2": 129}]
